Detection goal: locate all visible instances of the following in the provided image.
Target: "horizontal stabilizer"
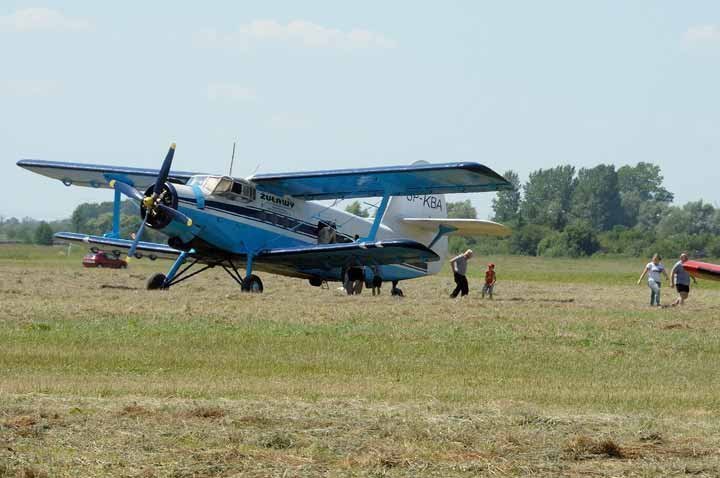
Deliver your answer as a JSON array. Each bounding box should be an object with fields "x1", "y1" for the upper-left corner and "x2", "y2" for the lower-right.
[{"x1": 402, "y1": 218, "x2": 511, "y2": 237}]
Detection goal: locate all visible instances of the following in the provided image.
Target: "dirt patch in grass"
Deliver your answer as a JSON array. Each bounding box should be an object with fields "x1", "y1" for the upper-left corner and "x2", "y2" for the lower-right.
[
  {"x1": 118, "y1": 403, "x2": 152, "y2": 417},
  {"x1": 565, "y1": 435, "x2": 627, "y2": 459},
  {"x1": 3, "y1": 415, "x2": 37, "y2": 429},
  {"x1": 185, "y1": 405, "x2": 225, "y2": 419}
]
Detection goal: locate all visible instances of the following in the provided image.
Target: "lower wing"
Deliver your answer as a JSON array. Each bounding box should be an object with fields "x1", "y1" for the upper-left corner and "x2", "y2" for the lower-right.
[
  {"x1": 55, "y1": 232, "x2": 185, "y2": 261},
  {"x1": 256, "y1": 240, "x2": 439, "y2": 269},
  {"x1": 55, "y1": 232, "x2": 438, "y2": 269}
]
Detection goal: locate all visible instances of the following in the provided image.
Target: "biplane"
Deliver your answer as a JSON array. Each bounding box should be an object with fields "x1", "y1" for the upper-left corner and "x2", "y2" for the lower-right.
[{"x1": 17, "y1": 144, "x2": 512, "y2": 295}]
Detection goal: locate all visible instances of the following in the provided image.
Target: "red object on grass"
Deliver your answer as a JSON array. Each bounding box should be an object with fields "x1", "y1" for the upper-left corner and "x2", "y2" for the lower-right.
[
  {"x1": 82, "y1": 251, "x2": 127, "y2": 269},
  {"x1": 682, "y1": 260, "x2": 720, "y2": 281}
]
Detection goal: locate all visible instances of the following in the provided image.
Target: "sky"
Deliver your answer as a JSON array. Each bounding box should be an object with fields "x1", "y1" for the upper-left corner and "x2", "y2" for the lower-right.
[{"x1": 2, "y1": 1, "x2": 720, "y2": 221}]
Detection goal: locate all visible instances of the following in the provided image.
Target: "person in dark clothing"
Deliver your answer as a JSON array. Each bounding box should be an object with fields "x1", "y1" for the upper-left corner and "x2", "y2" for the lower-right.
[
  {"x1": 670, "y1": 253, "x2": 697, "y2": 306},
  {"x1": 344, "y1": 267, "x2": 364, "y2": 295},
  {"x1": 449, "y1": 249, "x2": 473, "y2": 298}
]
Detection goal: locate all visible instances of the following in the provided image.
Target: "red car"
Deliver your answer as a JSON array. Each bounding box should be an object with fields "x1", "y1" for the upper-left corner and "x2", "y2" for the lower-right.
[{"x1": 82, "y1": 250, "x2": 127, "y2": 269}]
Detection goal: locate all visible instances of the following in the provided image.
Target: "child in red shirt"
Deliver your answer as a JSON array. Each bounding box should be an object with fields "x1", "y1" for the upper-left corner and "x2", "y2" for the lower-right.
[{"x1": 481, "y1": 263, "x2": 496, "y2": 299}]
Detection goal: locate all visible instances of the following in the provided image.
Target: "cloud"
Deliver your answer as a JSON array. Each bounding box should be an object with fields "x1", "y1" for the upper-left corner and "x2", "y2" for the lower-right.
[
  {"x1": 0, "y1": 80, "x2": 62, "y2": 97},
  {"x1": 194, "y1": 19, "x2": 397, "y2": 51},
  {"x1": 207, "y1": 83, "x2": 257, "y2": 102},
  {"x1": 0, "y1": 8, "x2": 92, "y2": 33},
  {"x1": 684, "y1": 25, "x2": 720, "y2": 44}
]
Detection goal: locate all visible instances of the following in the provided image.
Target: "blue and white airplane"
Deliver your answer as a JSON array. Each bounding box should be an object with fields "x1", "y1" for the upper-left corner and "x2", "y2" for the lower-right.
[{"x1": 18, "y1": 143, "x2": 512, "y2": 295}]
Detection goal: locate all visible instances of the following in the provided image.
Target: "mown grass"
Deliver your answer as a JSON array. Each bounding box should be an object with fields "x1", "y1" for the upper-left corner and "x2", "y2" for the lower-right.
[{"x1": 2, "y1": 245, "x2": 720, "y2": 476}]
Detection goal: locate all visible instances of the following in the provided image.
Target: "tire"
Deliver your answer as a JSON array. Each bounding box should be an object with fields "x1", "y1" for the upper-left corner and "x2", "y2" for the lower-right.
[
  {"x1": 121, "y1": 264, "x2": 128, "y2": 269},
  {"x1": 391, "y1": 287, "x2": 404, "y2": 297},
  {"x1": 146, "y1": 272, "x2": 167, "y2": 290},
  {"x1": 242, "y1": 274, "x2": 264, "y2": 293}
]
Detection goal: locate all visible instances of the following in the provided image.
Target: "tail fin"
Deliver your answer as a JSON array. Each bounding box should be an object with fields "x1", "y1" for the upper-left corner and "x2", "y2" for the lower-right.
[{"x1": 381, "y1": 191, "x2": 449, "y2": 271}]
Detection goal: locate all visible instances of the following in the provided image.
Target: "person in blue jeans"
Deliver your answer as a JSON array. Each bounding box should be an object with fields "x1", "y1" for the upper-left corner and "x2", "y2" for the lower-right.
[{"x1": 637, "y1": 254, "x2": 670, "y2": 306}]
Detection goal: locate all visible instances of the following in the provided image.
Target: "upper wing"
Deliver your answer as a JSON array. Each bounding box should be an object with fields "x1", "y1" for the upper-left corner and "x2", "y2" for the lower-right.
[
  {"x1": 17, "y1": 159, "x2": 203, "y2": 189},
  {"x1": 402, "y1": 218, "x2": 511, "y2": 237},
  {"x1": 55, "y1": 232, "x2": 185, "y2": 261},
  {"x1": 250, "y1": 162, "x2": 512, "y2": 200},
  {"x1": 256, "y1": 240, "x2": 439, "y2": 268},
  {"x1": 19, "y1": 159, "x2": 511, "y2": 200}
]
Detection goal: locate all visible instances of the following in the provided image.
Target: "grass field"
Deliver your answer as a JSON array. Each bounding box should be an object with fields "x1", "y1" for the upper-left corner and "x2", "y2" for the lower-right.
[{"x1": 2, "y1": 245, "x2": 720, "y2": 477}]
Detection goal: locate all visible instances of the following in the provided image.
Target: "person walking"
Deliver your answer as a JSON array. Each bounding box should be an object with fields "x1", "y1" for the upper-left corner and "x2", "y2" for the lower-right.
[
  {"x1": 371, "y1": 264, "x2": 383, "y2": 296},
  {"x1": 449, "y1": 249, "x2": 473, "y2": 298},
  {"x1": 637, "y1": 253, "x2": 670, "y2": 307},
  {"x1": 670, "y1": 253, "x2": 697, "y2": 306},
  {"x1": 481, "y1": 263, "x2": 496, "y2": 299}
]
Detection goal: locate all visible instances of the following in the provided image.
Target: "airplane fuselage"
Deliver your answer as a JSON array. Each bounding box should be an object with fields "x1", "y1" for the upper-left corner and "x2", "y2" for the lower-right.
[{"x1": 161, "y1": 182, "x2": 448, "y2": 283}]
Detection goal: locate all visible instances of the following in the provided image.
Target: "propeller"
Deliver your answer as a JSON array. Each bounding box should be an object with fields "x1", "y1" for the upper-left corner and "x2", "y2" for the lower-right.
[{"x1": 108, "y1": 143, "x2": 193, "y2": 260}]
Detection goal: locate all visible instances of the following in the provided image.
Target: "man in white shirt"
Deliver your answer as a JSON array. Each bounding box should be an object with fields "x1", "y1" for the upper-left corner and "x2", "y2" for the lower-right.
[{"x1": 449, "y1": 249, "x2": 473, "y2": 298}]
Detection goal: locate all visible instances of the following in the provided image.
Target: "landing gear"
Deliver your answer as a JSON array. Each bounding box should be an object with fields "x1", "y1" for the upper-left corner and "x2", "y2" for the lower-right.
[
  {"x1": 144, "y1": 252, "x2": 265, "y2": 293},
  {"x1": 242, "y1": 274, "x2": 264, "y2": 293},
  {"x1": 391, "y1": 280, "x2": 404, "y2": 297},
  {"x1": 147, "y1": 272, "x2": 167, "y2": 290}
]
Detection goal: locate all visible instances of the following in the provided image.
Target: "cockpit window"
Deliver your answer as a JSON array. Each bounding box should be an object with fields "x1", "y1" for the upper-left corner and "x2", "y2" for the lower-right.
[{"x1": 192, "y1": 175, "x2": 256, "y2": 202}]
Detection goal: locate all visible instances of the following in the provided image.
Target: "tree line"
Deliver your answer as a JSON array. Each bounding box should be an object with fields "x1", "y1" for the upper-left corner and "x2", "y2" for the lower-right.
[
  {"x1": 451, "y1": 162, "x2": 720, "y2": 258},
  {"x1": 0, "y1": 200, "x2": 161, "y2": 245}
]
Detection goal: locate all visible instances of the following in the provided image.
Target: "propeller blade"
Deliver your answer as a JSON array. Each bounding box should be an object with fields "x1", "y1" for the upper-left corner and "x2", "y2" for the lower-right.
[
  {"x1": 127, "y1": 213, "x2": 148, "y2": 259},
  {"x1": 154, "y1": 143, "x2": 176, "y2": 196},
  {"x1": 109, "y1": 180, "x2": 144, "y2": 201},
  {"x1": 157, "y1": 204, "x2": 193, "y2": 227}
]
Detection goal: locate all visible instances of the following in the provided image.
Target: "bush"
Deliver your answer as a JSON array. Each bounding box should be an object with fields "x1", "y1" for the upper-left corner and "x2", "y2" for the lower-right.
[
  {"x1": 537, "y1": 222, "x2": 599, "y2": 258},
  {"x1": 509, "y1": 224, "x2": 553, "y2": 256}
]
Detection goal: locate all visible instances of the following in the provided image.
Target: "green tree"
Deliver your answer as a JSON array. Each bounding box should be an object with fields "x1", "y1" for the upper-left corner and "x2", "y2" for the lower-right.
[
  {"x1": 570, "y1": 164, "x2": 623, "y2": 231},
  {"x1": 617, "y1": 163, "x2": 673, "y2": 226},
  {"x1": 520, "y1": 166, "x2": 576, "y2": 230},
  {"x1": 447, "y1": 200, "x2": 477, "y2": 219},
  {"x1": 491, "y1": 170, "x2": 521, "y2": 224},
  {"x1": 345, "y1": 201, "x2": 369, "y2": 218},
  {"x1": 656, "y1": 201, "x2": 718, "y2": 237},
  {"x1": 34, "y1": 221, "x2": 55, "y2": 245}
]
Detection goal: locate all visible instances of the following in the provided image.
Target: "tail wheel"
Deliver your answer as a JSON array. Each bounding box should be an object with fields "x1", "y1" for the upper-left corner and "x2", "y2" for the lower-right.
[
  {"x1": 146, "y1": 272, "x2": 167, "y2": 290},
  {"x1": 242, "y1": 274, "x2": 264, "y2": 293}
]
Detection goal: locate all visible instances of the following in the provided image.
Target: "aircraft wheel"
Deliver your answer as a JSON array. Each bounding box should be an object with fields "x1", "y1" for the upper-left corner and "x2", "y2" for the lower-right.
[
  {"x1": 147, "y1": 272, "x2": 167, "y2": 290},
  {"x1": 391, "y1": 287, "x2": 404, "y2": 297},
  {"x1": 242, "y1": 274, "x2": 264, "y2": 293}
]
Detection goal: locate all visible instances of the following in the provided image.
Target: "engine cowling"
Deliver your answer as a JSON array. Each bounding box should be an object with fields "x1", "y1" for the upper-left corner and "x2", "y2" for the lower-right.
[{"x1": 140, "y1": 182, "x2": 178, "y2": 229}]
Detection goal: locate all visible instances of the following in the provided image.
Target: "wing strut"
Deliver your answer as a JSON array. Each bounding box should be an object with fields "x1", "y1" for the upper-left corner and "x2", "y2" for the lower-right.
[
  {"x1": 362, "y1": 194, "x2": 390, "y2": 242},
  {"x1": 104, "y1": 187, "x2": 122, "y2": 239}
]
